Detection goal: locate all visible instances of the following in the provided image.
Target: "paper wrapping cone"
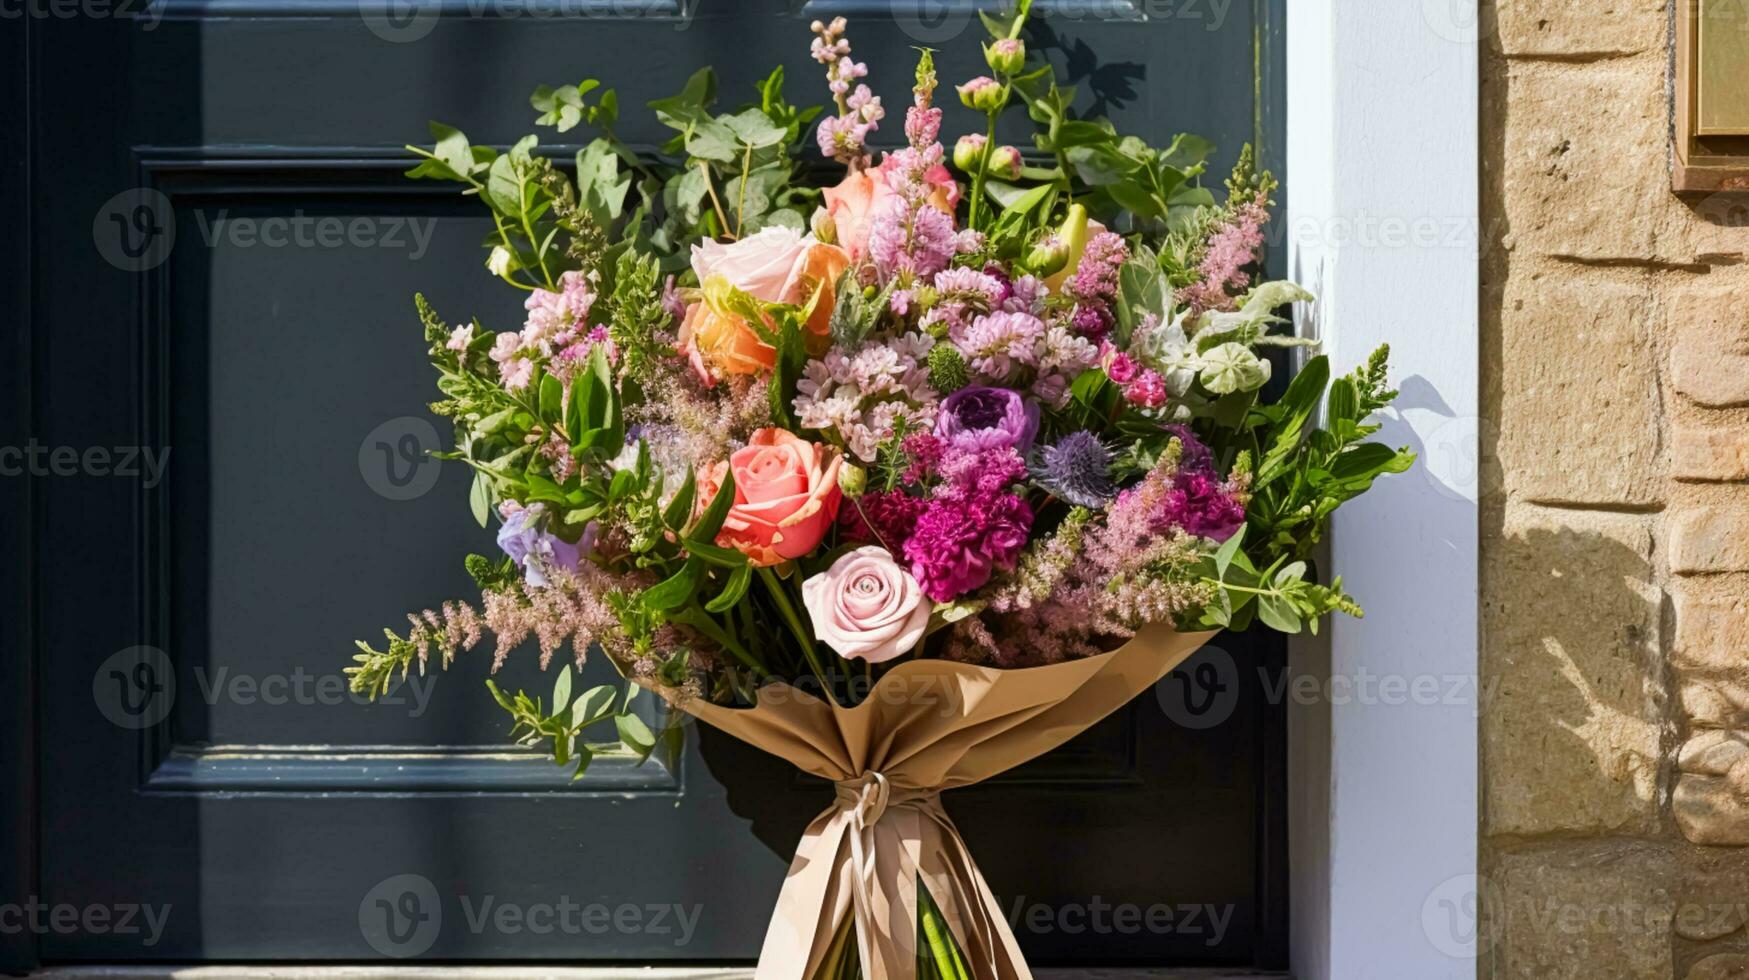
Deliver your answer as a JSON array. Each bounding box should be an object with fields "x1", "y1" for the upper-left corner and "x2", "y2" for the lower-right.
[{"x1": 671, "y1": 625, "x2": 1218, "y2": 980}]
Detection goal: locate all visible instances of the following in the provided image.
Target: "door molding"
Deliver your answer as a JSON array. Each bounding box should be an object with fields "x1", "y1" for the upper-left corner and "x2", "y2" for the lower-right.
[
  {"x1": 1, "y1": 7, "x2": 37, "y2": 975},
  {"x1": 1285, "y1": 2, "x2": 1480, "y2": 978}
]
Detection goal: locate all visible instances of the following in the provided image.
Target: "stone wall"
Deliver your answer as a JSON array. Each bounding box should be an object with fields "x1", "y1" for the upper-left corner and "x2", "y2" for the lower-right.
[{"x1": 1482, "y1": 1, "x2": 1749, "y2": 977}]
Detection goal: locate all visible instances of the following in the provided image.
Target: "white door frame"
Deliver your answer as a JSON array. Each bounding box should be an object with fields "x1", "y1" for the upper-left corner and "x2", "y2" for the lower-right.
[{"x1": 1285, "y1": 2, "x2": 1481, "y2": 978}]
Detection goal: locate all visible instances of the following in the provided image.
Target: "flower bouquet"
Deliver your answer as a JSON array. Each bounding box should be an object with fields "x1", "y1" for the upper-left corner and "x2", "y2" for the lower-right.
[{"x1": 345, "y1": 3, "x2": 1413, "y2": 976}]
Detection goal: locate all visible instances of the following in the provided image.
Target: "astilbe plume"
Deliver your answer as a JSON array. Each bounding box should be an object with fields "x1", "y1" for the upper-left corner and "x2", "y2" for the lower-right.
[
  {"x1": 1178, "y1": 190, "x2": 1269, "y2": 314},
  {"x1": 950, "y1": 449, "x2": 1216, "y2": 666},
  {"x1": 626, "y1": 363, "x2": 774, "y2": 467}
]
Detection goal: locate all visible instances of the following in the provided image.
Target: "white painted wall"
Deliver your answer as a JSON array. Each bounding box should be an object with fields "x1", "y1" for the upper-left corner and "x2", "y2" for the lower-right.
[{"x1": 1285, "y1": 2, "x2": 1481, "y2": 978}]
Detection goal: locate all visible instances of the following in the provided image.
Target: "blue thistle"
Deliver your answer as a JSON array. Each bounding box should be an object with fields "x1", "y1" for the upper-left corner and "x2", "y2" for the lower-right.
[{"x1": 1032, "y1": 431, "x2": 1117, "y2": 508}]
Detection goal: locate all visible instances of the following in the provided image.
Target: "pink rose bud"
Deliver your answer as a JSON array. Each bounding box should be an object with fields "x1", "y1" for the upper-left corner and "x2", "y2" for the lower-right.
[{"x1": 801, "y1": 546, "x2": 931, "y2": 663}]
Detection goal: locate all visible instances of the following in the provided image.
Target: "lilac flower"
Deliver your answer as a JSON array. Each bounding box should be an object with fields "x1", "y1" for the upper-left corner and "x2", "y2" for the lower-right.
[
  {"x1": 936, "y1": 386, "x2": 1040, "y2": 453},
  {"x1": 496, "y1": 505, "x2": 585, "y2": 588},
  {"x1": 1033, "y1": 431, "x2": 1117, "y2": 508}
]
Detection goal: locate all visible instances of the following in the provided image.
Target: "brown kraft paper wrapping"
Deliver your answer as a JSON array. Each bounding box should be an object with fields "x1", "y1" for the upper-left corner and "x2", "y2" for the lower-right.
[{"x1": 670, "y1": 625, "x2": 1219, "y2": 980}]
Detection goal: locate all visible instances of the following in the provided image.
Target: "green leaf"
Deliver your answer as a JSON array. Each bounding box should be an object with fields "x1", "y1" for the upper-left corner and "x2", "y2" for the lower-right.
[
  {"x1": 569, "y1": 744, "x2": 594, "y2": 781},
  {"x1": 722, "y1": 107, "x2": 787, "y2": 148},
  {"x1": 1213, "y1": 526, "x2": 1247, "y2": 577},
  {"x1": 1256, "y1": 594, "x2": 1303, "y2": 634},
  {"x1": 689, "y1": 466, "x2": 737, "y2": 542},
  {"x1": 539, "y1": 373, "x2": 564, "y2": 421},
  {"x1": 551, "y1": 666, "x2": 574, "y2": 714},
  {"x1": 663, "y1": 468, "x2": 697, "y2": 530},
  {"x1": 1326, "y1": 377, "x2": 1359, "y2": 426},
  {"x1": 569, "y1": 684, "x2": 618, "y2": 729},
  {"x1": 615, "y1": 712, "x2": 656, "y2": 759},
  {"x1": 641, "y1": 559, "x2": 703, "y2": 612},
  {"x1": 705, "y1": 562, "x2": 753, "y2": 613},
  {"x1": 469, "y1": 470, "x2": 492, "y2": 529},
  {"x1": 428, "y1": 122, "x2": 474, "y2": 176},
  {"x1": 485, "y1": 152, "x2": 522, "y2": 216},
  {"x1": 685, "y1": 117, "x2": 740, "y2": 163},
  {"x1": 684, "y1": 538, "x2": 749, "y2": 568}
]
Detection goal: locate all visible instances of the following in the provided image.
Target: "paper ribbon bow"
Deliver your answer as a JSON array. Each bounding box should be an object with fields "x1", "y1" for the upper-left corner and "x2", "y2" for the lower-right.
[{"x1": 664, "y1": 625, "x2": 1217, "y2": 980}]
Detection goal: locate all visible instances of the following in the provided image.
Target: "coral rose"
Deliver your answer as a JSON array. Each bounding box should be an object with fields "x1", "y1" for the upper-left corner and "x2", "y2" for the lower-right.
[
  {"x1": 801, "y1": 546, "x2": 930, "y2": 663},
  {"x1": 679, "y1": 227, "x2": 850, "y2": 383},
  {"x1": 697, "y1": 429, "x2": 843, "y2": 567},
  {"x1": 822, "y1": 156, "x2": 960, "y2": 262}
]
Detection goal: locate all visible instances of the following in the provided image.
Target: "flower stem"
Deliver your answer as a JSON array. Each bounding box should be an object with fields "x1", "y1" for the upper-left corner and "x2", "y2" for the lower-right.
[
  {"x1": 757, "y1": 566, "x2": 831, "y2": 692},
  {"x1": 967, "y1": 111, "x2": 1000, "y2": 231},
  {"x1": 699, "y1": 160, "x2": 736, "y2": 241}
]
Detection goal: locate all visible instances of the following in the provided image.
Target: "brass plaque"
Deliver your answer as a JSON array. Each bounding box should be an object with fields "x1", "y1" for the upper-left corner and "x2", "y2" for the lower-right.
[{"x1": 1700, "y1": 0, "x2": 1749, "y2": 135}]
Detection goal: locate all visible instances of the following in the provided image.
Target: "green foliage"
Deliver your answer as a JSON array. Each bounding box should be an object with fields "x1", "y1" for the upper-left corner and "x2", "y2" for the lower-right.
[
  {"x1": 487, "y1": 671, "x2": 629, "y2": 780},
  {"x1": 1185, "y1": 527, "x2": 1362, "y2": 634},
  {"x1": 1240, "y1": 348, "x2": 1416, "y2": 565}
]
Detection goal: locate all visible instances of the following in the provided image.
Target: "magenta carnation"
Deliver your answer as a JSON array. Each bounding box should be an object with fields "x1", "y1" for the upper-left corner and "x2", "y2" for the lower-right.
[{"x1": 903, "y1": 491, "x2": 1033, "y2": 601}]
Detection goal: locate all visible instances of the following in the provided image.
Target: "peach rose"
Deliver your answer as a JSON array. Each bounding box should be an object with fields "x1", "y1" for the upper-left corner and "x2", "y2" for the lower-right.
[
  {"x1": 822, "y1": 157, "x2": 961, "y2": 262},
  {"x1": 697, "y1": 429, "x2": 843, "y2": 567},
  {"x1": 679, "y1": 227, "x2": 849, "y2": 382}
]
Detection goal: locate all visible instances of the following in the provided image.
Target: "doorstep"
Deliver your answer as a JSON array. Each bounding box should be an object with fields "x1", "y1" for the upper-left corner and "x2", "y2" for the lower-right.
[{"x1": 26, "y1": 968, "x2": 1288, "y2": 979}]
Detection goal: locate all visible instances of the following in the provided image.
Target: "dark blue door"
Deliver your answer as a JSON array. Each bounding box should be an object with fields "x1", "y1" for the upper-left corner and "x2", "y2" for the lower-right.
[{"x1": 5, "y1": 0, "x2": 1286, "y2": 970}]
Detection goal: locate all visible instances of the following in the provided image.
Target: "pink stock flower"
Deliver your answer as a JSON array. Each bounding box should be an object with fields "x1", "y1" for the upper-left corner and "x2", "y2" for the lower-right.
[{"x1": 801, "y1": 546, "x2": 930, "y2": 663}]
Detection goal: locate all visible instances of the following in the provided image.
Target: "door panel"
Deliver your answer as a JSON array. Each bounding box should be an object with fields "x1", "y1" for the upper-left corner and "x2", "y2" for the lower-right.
[{"x1": 26, "y1": 0, "x2": 1287, "y2": 968}]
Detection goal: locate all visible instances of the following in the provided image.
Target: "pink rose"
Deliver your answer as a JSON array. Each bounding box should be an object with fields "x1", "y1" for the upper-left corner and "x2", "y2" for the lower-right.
[
  {"x1": 802, "y1": 546, "x2": 930, "y2": 663},
  {"x1": 822, "y1": 156, "x2": 961, "y2": 262},
  {"x1": 697, "y1": 429, "x2": 843, "y2": 567}
]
